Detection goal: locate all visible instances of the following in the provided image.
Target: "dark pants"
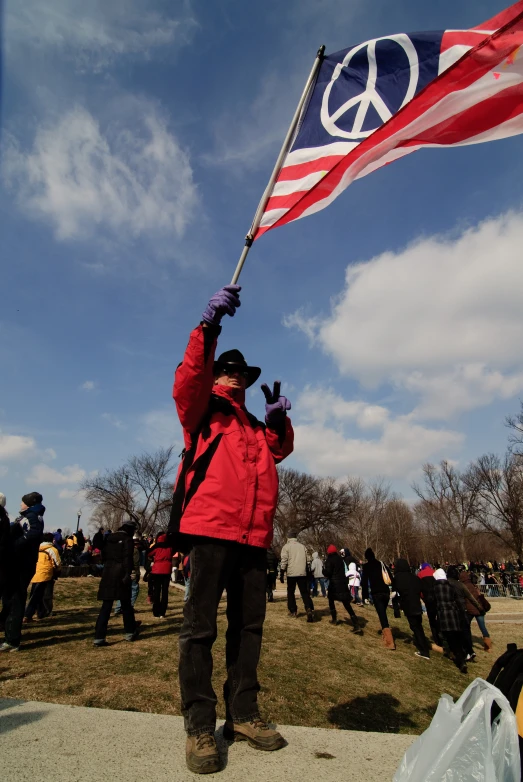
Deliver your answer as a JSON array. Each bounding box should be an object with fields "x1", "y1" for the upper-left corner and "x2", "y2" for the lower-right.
[
  {"x1": 94, "y1": 598, "x2": 136, "y2": 640},
  {"x1": 287, "y1": 576, "x2": 314, "y2": 614},
  {"x1": 3, "y1": 578, "x2": 28, "y2": 648},
  {"x1": 179, "y1": 539, "x2": 267, "y2": 736},
  {"x1": 313, "y1": 577, "x2": 327, "y2": 597},
  {"x1": 151, "y1": 573, "x2": 170, "y2": 617},
  {"x1": 266, "y1": 571, "x2": 276, "y2": 600},
  {"x1": 328, "y1": 592, "x2": 356, "y2": 619},
  {"x1": 43, "y1": 581, "x2": 55, "y2": 616},
  {"x1": 406, "y1": 614, "x2": 430, "y2": 656},
  {"x1": 462, "y1": 619, "x2": 474, "y2": 656},
  {"x1": 425, "y1": 601, "x2": 442, "y2": 646},
  {"x1": 372, "y1": 593, "x2": 390, "y2": 629},
  {"x1": 443, "y1": 629, "x2": 467, "y2": 668},
  {"x1": 25, "y1": 582, "x2": 48, "y2": 620}
]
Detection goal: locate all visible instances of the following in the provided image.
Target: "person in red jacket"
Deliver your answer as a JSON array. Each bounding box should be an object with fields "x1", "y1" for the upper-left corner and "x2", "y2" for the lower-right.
[
  {"x1": 148, "y1": 532, "x2": 174, "y2": 618},
  {"x1": 169, "y1": 284, "x2": 294, "y2": 774}
]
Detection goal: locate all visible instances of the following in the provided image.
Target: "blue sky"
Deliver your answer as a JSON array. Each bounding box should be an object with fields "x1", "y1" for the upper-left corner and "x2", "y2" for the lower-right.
[{"x1": 2, "y1": 0, "x2": 523, "y2": 532}]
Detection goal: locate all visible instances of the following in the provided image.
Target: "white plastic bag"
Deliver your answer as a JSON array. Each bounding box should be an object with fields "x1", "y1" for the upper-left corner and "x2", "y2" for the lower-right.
[{"x1": 393, "y1": 678, "x2": 521, "y2": 782}]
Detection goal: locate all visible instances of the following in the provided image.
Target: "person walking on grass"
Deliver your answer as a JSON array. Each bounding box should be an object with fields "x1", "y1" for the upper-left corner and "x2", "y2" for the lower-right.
[
  {"x1": 361, "y1": 548, "x2": 395, "y2": 650},
  {"x1": 280, "y1": 532, "x2": 314, "y2": 621},
  {"x1": 114, "y1": 533, "x2": 141, "y2": 617},
  {"x1": 347, "y1": 561, "x2": 362, "y2": 605},
  {"x1": 93, "y1": 520, "x2": 141, "y2": 647},
  {"x1": 417, "y1": 562, "x2": 443, "y2": 653},
  {"x1": 169, "y1": 284, "x2": 294, "y2": 774},
  {"x1": 23, "y1": 533, "x2": 61, "y2": 622},
  {"x1": 433, "y1": 568, "x2": 468, "y2": 673},
  {"x1": 0, "y1": 492, "x2": 44, "y2": 653},
  {"x1": 323, "y1": 545, "x2": 363, "y2": 633},
  {"x1": 446, "y1": 565, "x2": 483, "y2": 663},
  {"x1": 148, "y1": 531, "x2": 174, "y2": 619},
  {"x1": 392, "y1": 559, "x2": 431, "y2": 661},
  {"x1": 310, "y1": 551, "x2": 326, "y2": 598},
  {"x1": 459, "y1": 569, "x2": 492, "y2": 652}
]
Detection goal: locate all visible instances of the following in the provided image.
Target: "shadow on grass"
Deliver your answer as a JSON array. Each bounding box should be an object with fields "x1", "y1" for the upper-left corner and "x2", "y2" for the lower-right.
[{"x1": 328, "y1": 693, "x2": 420, "y2": 733}]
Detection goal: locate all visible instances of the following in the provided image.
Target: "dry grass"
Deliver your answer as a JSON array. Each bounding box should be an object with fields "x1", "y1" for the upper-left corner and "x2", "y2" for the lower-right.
[{"x1": 0, "y1": 579, "x2": 521, "y2": 735}]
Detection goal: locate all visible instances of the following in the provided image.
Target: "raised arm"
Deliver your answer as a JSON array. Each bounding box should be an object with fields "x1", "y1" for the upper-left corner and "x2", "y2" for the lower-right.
[{"x1": 261, "y1": 381, "x2": 294, "y2": 463}]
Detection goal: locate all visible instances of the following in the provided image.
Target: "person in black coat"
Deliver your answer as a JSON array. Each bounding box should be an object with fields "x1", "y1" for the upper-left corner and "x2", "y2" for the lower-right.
[
  {"x1": 1, "y1": 492, "x2": 45, "y2": 652},
  {"x1": 392, "y1": 559, "x2": 431, "y2": 660},
  {"x1": 361, "y1": 547, "x2": 395, "y2": 649},
  {"x1": 323, "y1": 546, "x2": 362, "y2": 633},
  {"x1": 0, "y1": 494, "x2": 10, "y2": 593},
  {"x1": 93, "y1": 521, "x2": 141, "y2": 647}
]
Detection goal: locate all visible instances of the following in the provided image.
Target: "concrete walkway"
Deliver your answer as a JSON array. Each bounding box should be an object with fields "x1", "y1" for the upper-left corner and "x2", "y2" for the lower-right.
[{"x1": 0, "y1": 698, "x2": 415, "y2": 782}]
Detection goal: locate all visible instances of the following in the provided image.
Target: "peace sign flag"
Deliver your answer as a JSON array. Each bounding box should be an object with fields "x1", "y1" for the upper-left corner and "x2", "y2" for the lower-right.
[{"x1": 255, "y1": 1, "x2": 523, "y2": 239}]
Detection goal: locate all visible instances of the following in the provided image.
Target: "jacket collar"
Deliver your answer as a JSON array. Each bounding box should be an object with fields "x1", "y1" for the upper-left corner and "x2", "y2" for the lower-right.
[{"x1": 212, "y1": 383, "x2": 246, "y2": 407}]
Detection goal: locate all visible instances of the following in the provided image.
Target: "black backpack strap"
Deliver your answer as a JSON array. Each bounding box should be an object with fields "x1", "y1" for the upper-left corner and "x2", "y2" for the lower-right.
[{"x1": 167, "y1": 394, "x2": 234, "y2": 549}]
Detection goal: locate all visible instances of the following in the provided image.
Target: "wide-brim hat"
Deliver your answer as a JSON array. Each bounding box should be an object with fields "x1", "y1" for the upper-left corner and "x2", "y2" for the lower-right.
[{"x1": 213, "y1": 349, "x2": 261, "y2": 389}]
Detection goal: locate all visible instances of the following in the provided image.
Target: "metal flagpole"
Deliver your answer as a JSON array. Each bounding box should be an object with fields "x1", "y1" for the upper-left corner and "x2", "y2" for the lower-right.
[{"x1": 230, "y1": 45, "x2": 325, "y2": 285}]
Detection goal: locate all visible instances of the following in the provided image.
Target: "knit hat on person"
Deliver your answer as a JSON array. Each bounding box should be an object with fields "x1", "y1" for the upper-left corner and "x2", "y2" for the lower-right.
[
  {"x1": 327, "y1": 544, "x2": 337, "y2": 554},
  {"x1": 288, "y1": 531, "x2": 298, "y2": 539},
  {"x1": 421, "y1": 562, "x2": 431, "y2": 569},
  {"x1": 434, "y1": 568, "x2": 447, "y2": 580},
  {"x1": 22, "y1": 492, "x2": 43, "y2": 507},
  {"x1": 0, "y1": 493, "x2": 6, "y2": 508}
]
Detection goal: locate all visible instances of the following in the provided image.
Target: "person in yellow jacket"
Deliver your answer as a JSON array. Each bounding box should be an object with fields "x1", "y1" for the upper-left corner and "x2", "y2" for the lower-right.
[{"x1": 24, "y1": 533, "x2": 61, "y2": 621}]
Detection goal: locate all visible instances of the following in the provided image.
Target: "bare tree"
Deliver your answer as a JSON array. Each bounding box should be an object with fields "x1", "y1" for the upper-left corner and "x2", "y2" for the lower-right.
[
  {"x1": 505, "y1": 400, "x2": 523, "y2": 454},
  {"x1": 274, "y1": 468, "x2": 353, "y2": 552},
  {"x1": 346, "y1": 477, "x2": 391, "y2": 559},
  {"x1": 82, "y1": 446, "x2": 176, "y2": 536},
  {"x1": 465, "y1": 452, "x2": 523, "y2": 559},
  {"x1": 380, "y1": 497, "x2": 417, "y2": 562},
  {"x1": 412, "y1": 460, "x2": 479, "y2": 561}
]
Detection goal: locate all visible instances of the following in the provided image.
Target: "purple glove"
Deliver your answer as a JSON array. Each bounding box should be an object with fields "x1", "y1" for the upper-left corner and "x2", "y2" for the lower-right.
[
  {"x1": 261, "y1": 381, "x2": 291, "y2": 426},
  {"x1": 202, "y1": 285, "x2": 241, "y2": 326}
]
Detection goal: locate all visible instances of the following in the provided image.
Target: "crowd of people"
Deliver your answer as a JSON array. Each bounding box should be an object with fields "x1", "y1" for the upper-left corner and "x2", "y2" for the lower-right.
[{"x1": 270, "y1": 532, "x2": 518, "y2": 675}]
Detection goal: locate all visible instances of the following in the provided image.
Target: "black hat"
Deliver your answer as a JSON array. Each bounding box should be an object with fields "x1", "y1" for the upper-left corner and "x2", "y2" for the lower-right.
[
  {"x1": 22, "y1": 492, "x2": 43, "y2": 507},
  {"x1": 213, "y1": 349, "x2": 261, "y2": 389}
]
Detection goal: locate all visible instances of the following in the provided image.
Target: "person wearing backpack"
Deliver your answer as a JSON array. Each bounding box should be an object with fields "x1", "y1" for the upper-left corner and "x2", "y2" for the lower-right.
[{"x1": 361, "y1": 547, "x2": 394, "y2": 650}]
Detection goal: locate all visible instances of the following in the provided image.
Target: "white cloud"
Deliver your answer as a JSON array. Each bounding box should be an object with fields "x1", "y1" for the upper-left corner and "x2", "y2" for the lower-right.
[
  {"x1": 294, "y1": 387, "x2": 463, "y2": 479},
  {"x1": 101, "y1": 413, "x2": 126, "y2": 430},
  {"x1": 81, "y1": 380, "x2": 96, "y2": 392},
  {"x1": 58, "y1": 488, "x2": 87, "y2": 502},
  {"x1": 139, "y1": 408, "x2": 180, "y2": 450},
  {"x1": 4, "y1": 104, "x2": 199, "y2": 244},
  {"x1": 0, "y1": 432, "x2": 37, "y2": 461},
  {"x1": 44, "y1": 448, "x2": 57, "y2": 460},
  {"x1": 26, "y1": 463, "x2": 86, "y2": 486},
  {"x1": 7, "y1": 0, "x2": 197, "y2": 72},
  {"x1": 286, "y1": 211, "x2": 523, "y2": 419}
]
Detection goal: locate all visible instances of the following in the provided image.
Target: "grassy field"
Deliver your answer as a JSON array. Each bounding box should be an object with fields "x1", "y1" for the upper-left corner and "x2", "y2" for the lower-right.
[{"x1": 0, "y1": 579, "x2": 520, "y2": 735}]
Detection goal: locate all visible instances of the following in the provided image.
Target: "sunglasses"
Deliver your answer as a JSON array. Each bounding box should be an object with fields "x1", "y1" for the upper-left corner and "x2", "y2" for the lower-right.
[{"x1": 220, "y1": 365, "x2": 250, "y2": 379}]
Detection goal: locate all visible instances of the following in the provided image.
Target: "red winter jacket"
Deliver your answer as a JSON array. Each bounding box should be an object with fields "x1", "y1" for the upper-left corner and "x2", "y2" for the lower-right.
[
  {"x1": 148, "y1": 533, "x2": 174, "y2": 575},
  {"x1": 172, "y1": 324, "x2": 294, "y2": 549}
]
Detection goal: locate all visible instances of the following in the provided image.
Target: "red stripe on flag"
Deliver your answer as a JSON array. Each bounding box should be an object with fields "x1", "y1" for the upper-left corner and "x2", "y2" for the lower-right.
[
  {"x1": 473, "y1": 0, "x2": 523, "y2": 31},
  {"x1": 264, "y1": 190, "x2": 311, "y2": 213},
  {"x1": 276, "y1": 155, "x2": 345, "y2": 181},
  {"x1": 398, "y1": 83, "x2": 523, "y2": 147},
  {"x1": 256, "y1": 12, "x2": 523, "y2": 238}
]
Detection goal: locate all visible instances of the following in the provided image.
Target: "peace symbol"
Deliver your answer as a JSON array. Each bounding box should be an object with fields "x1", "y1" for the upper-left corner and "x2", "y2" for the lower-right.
[{"x1": 321, "y1": 34, "x2": 419, "y2": 140}]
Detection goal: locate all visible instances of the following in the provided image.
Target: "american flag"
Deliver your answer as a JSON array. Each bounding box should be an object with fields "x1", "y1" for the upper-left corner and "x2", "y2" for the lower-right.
[{"x1": 256, "y1": 2, "x2": 523, "y2": 239}]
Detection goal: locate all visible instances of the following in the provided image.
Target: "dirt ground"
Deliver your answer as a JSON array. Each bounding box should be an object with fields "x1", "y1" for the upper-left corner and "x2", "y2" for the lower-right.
[{"x1": 0, "y1": 579, "x2": 521, "y2": 734}]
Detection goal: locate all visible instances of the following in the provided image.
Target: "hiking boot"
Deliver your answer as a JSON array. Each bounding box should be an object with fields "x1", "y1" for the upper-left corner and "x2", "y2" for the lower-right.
[
  {"x1": 223, "y1": 718, "x2": 285, "y2": 751},
  {"x1": 483, "y1": 637, "x2": 492, "y2": 652},
  {"x1": 306, "y1": 609, "x2": 315, "y2": 623},
  {"x1": 185, "y1": 733, "x2": 220, "y2": 774},
  {"x1": 382, "y1": 627, "x2": 396, "y2": 650}
]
